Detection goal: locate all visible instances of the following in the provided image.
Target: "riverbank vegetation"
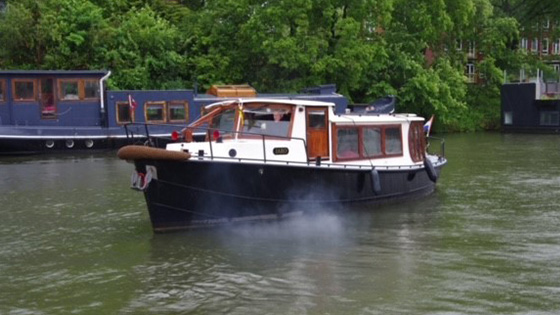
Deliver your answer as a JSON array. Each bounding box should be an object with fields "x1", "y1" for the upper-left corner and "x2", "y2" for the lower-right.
[{"x1": 0, "y1": 0, "x2": 557, "y2": 131}]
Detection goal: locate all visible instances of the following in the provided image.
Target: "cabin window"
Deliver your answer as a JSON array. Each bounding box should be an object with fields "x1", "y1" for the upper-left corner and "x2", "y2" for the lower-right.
[
  {"x1": 84, "y1": 80, "x2": 100, "y2": 99},
  {"x1": 334, "y1": 125, "x2": 403, "y2": 161},
  {"x1": 385, "y1": 127, "x2": 403, "y2": 155},
  {"x1": 60, "y1": 80, "x2": 80, "y2": 100},
  {"x1": 540, "y1": 111, "x2": 559, "y2": 126},
  {"x1": 145, "y1": 102, "x2": 166, "y2": 122},
  {"x1": 58, "y1": 79, "x2": 100, "y2": 101},
  {"x1": 362, "y1": 127, "x2": 382, "y2": 157},
  {"x1": 116, "y1": 101, "x2": 134, "y2": 124},
  {"x1": 240, "y1": 104, "x2": 292, "y2": 138},
  {"x1": 308, "y1": 110, "x2": 326, "y2": 128},
  {"x1": 168, "y1": 101, "x2": 189, "y2": 122},
  {"x1": 408, "y1": 122, "x2": 426, "y2": 162},
  {"x1": 0, "y1": 80, "x2": 5, "y2": 102},
  {"x1": 336, "y1": 128, "x2": 360, "y2": 159},
  {"x1": 13, "y1": 79, "x2": 36, "y2": 101}
]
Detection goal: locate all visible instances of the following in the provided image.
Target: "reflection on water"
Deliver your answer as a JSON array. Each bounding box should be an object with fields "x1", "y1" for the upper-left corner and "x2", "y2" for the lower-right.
[{"x1": 1, "y1": 133, "x2": 560, "y2": 314}]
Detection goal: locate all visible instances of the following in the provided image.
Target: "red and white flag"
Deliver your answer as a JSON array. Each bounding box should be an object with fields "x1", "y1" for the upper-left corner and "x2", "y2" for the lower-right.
[{"x1": 128, "y1": 94, "x2": 137, "y2": 110}]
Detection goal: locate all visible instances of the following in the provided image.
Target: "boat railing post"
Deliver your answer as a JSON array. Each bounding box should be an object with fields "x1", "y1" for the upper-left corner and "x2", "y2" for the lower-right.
[
  {"x1": 208, "y1": 129, "x2": 214, "y2": 160},
  {"x1": 262, "y1": 135, "x2": 267, "y2": 163}
]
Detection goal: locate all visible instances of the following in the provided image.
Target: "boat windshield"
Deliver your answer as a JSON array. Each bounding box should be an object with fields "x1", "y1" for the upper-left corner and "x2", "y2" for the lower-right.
[
  {"x1": 211, "y1": 108, "x2": 236, "y2": 136},
  {"x1": 240, "y1": 104, "x2": 292, "y2": 138}
]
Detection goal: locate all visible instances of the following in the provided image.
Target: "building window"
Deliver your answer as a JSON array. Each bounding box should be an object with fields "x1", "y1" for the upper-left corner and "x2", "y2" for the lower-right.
[
  {"x1": 168, "y1": 101, "x2": 189, "y2": 123},
  {"x1": 466, "y1": 63, "x2": 475, "y2": 83},
  {"x1": 456, "y1": 39, "x2": 462, "y2": 51},
  {"x1": 540, "y1": 111, "x2": 559, "y2": 126},
  {"x1": 553, "y1": 39, "x2": 560, "y2": 55},
  {"x1": 531, "y1": 38, "x2": 539, "y2": 53},
  {"x1": 0, "y1": 80, "x2": 5, "y2": 102},
  {"x1": 542, "y1": 38, "x2": 549, "y2": 55},
  {"x1": 504, "y1": 112, "x2": 513, "y2": 125},
  {"x1": 468, "y1": 40, "x2": 476, "y2": 57},
  {"x1": 554, "y1": 64, "x2": 560, "y2": 76},
  {"x1": 116, "y1": 102, "x2": 134, "y2": 124},
  {"x1": 520, "y1": 38, "x2": 528, "y2": 51},
  {"x1": 13, "y1": 79, "x2": 36, "y2": 101},
  {"x1": 58, "y1": 79, "x2": 100, "y2": 101},
  {"x1": 145, "y1": 101, "x2": 166, "y2": 122}
]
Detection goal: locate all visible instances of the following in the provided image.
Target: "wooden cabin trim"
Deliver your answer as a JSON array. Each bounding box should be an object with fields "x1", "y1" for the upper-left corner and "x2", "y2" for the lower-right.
[
  {"x1": 83, "y1": 79, "x2": 100, "y2": 100},
  {"x1": 116, "y1": 101, "x2": 135, "y2": 124},
  {"x1": 58, "y1": 78, "x2": 100, "y2": 101},
  {"x1": 144, "y1": 101, "x2": 167, "y2": 123},
  {"x1": 408, "y1": 121, "x2": 426, "y2": 162},
  {"x1": 332, "y1": 124, "x2": 404, "y2": 162},
  {"x1": 167, "y1": 100, "x2": 189, "y2": 123},
  {"x1": 0, "y1": 79, "x2": 5, "y2": 102},
  {"x1": 12, "y1": 79, "x2": 37, "y2": 102}
]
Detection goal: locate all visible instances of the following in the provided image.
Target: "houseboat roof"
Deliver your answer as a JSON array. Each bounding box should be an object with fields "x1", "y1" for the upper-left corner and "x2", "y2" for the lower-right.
[
  {"x1": 0, "y1": 70, "x2": 109, "y2": 76},
  {"x1": 205, "y1": 98, "x2": 338, "y2": 109}
]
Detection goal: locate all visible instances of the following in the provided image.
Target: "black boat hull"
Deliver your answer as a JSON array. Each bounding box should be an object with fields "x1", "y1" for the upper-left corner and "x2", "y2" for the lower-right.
[{"x1": 132, "y1": 159, "x2": 445, "y2": 232}]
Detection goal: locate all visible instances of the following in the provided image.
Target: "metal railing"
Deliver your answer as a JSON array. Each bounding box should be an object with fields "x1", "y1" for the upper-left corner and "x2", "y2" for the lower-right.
[{"x1": 427, "y1": 136, "x2": 445, "y2": 159}]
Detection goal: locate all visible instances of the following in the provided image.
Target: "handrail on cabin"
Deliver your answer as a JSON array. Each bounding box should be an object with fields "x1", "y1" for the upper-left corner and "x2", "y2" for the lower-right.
[{"x1": 122, "y1": 122, "x2": 310, "y2": 162}]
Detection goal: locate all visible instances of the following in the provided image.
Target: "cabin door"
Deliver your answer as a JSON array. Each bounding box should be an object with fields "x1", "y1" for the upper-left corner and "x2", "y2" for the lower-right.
[
  {"x1": 40, "y1": 78, "x2": 56, "y2": 119},
  {"x1": 306, "y1": 107, "x2": 329, "y2": 160}
]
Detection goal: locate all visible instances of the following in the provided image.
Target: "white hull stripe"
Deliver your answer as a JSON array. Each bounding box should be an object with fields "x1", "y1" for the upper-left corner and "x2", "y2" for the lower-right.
[{"x1": 0, "y1": 134, "x2": 169, "y2": 140}]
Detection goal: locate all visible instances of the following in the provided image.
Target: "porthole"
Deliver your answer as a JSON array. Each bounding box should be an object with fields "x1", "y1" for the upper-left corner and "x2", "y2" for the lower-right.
[
  {"x1": 45, "y1": 140, "x2": 55, "y2": 149},
  {"x1": 85, "y1": 139, "x2": 94, "y2": 148}
]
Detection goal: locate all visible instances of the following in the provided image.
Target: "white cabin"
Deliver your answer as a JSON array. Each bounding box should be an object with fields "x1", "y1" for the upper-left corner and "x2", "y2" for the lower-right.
[{"x1": 166, "y1": 99, "x2": 427, "y2": 169}]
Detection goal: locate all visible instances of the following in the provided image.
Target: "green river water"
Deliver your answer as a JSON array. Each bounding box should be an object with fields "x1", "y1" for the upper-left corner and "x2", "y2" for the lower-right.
[{"x1": 1, "y1": 132, "x2": 560, "y2": 314}]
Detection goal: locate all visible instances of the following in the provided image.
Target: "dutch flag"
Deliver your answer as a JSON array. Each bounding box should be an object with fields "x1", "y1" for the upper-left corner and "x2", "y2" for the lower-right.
[{"x1": 424, "y1": 115, "x2": 434, "y2": 137}]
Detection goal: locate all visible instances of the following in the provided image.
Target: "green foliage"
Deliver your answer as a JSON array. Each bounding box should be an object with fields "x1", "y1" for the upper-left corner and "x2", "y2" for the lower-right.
[{"x1": 0, "y1": 0, "x2": 543, "y2": 131}]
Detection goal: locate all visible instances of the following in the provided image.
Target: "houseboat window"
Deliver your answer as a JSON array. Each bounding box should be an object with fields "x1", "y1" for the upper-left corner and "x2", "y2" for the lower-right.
[
  {"x1": 241, "y1": 105, "x2": 292, "y2": 138},
  {"x1": 308, "y1": 110, "x2": 326, "y2": 128},
  {"x1": 145, "y1": 102, "x2": 166, "y2": 122},
  {"x1": 168, "y1": 101, "x2": 189, "y2": 122},
  {"x1": 60, "y1": 80, "x2": 80, "y2": 100},
  {"x1": 58, "y1": 79, "x2": 100, "y2": 101},
  {"x1": 385, "y1": 127, "x2": 403, "y2": 155},
  {"x1": 362, "y1": 127, "x2": 382, "y2": 157},
  {"x1": 84, "y1": 80, "x2": 99, "y2": 99},
  {"x1": 13, "y1": 79, "x2": 36, "y2": 101},
  {"x1": 503, "y1": 112, "x2": 513, "y2": 125},
  {"x1": 408, "y1": 122, "x2": 425, "y2": 162},
  {"x1": 540, "y1": 111, "x2": 559, "y2": 126},
  {"x1": 116, "y1": 101, "x2": 134, "y2": 123},
  {"x1": 0, "y1": 80, "x2": 5, "y2": 102},
  {"x1": 336, "y1": 128, "x2": 359, "y2": 159}
]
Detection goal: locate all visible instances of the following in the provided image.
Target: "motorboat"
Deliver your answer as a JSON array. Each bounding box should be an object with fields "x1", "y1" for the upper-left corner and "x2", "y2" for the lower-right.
[{"x1": 118, "y1": 98, "x2": 446, "y2": 232}]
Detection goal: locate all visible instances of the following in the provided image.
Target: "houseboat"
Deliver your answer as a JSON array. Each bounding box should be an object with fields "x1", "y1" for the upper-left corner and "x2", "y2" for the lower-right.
[
  {"x1": 117, "y1": 98, "x2": 446, "y2": 232},
  {"x1": 0, "y1": 70, "x2": 347, "y2": 154},
  {"x1": 501, "y1": 73, "x2": 560, "y2": 133}
]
